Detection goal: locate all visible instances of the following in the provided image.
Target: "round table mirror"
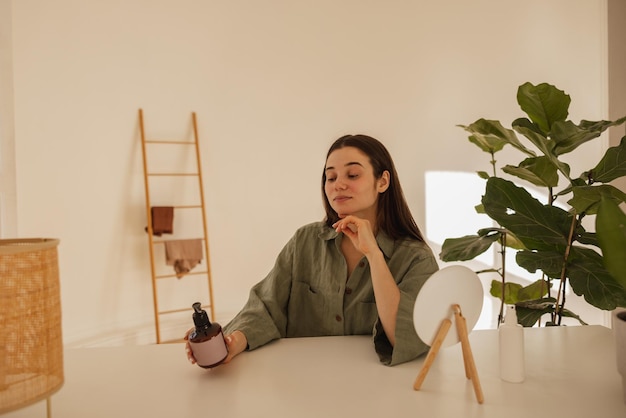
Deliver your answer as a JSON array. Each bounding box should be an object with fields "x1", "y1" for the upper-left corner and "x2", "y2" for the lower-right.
[{"x1": 413, "y1": 265, "x2": 484, "y2": 347}]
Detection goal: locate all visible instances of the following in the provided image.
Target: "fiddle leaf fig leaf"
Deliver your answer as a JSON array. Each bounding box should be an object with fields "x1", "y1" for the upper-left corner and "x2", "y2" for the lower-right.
[
  {"x1": 517, "y1": 247, "x2": 626, "y2": 310},
  {"x1": 567, "y1": 246, "x2": 626, "y2": 309},
  {"x1": 550, "y1": 120, "x2": 601, "y2": 156},
  {"x1": 556, "y1": 178, "x2": 586, "y2": 198},
  {"x1": 440, "y1": 230, "x2": 501, "y2": 262},
  {"x1": 460, "y1": 119, "x2": 536, "y2": 156},
  {"x1": 552, "y1": 117, "x2": 626, "y2": 157},
  {"x1": 466, "y1": 132, "x2": 506, "y2": 154},
  {"x1": 586, "y1": 136, "x2": 626, "y2": 183},
  {"x1": 491, "y1": 279, "x2": 550, "y2": 306},
  {"x1": 515, "y1": 298, "x2": 557, "y2": 327},
  {"x1": 517, "y1": 82, "x2": 570, "y2": 133},
  {"x1": 568, "y1": 184, "x2": 626, "y2": 215},
  {"x1": 490, "y1": 280, "x2": 522, "y2": 304},
  {"x1": 482, "y1": 177, "x2": 573, "y2": 251},
  {"x1": 517, "y1": 279, "x2": 551, "y2": 301},
  {"x1": 515, "y1": 298, "x2": 587, "y2": 327},
  {"x1": 556, "y1": 308, "x2": 588, "y2": 325},
  {"x1": 596, "y1": 196, "x2": 626, "y2": 291},
  {"x1": 512, "y1": 124, "x2": 571, "y2": 179},
  {"x1": 502, "y1": 156, "x2": 559, "y2": 187},
  {"x1": 577, "y1": 231, "x2": 598, "y2": 247},
  {"x1": 515, "y1": 249, "x2": 564, "y2": 279}
]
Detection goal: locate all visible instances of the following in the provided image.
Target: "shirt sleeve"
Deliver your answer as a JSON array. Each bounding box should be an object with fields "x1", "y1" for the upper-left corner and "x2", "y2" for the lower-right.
[
  {"x1": 223, "y1": 235, "x2": 295, "y2": 350},
  {"x1": 373, "y1": 245, "x2": 440, "y2": 366}
]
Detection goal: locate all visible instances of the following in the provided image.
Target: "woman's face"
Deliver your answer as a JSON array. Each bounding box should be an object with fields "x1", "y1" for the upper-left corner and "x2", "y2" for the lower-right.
[{"x1": 324, "y1": 146, "x2": 389, "y2": 222}]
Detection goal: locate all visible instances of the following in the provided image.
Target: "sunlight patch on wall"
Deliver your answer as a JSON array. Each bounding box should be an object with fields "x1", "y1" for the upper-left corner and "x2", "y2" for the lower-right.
[{"x1": 425, "y1": 171, "x2": 493, "y2": 266}]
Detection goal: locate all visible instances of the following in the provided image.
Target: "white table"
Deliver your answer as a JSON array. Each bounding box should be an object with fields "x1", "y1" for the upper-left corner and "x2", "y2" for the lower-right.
[{"x1": 5, "y1": 325, "x2": 626, "y2": 418}]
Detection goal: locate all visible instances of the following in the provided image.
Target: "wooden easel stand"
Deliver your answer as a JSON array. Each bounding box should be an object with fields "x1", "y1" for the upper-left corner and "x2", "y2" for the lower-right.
[{"x1": 413, "y1": 304, "x2": 484, "y2": 404}]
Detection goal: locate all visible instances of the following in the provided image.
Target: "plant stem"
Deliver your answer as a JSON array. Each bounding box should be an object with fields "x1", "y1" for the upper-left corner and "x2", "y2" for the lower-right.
[
  {"x1": 553, "y1": 213, "x2": 578, "y2": 324},
  {"x1": 497, "y1": 232, "x2": 507, "y2": 327}
]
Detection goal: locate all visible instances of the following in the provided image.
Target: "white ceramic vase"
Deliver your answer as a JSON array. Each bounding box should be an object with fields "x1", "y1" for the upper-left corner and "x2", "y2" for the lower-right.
[{"x1": 614, "y1": 309, "x2": 626, "y2": 404}]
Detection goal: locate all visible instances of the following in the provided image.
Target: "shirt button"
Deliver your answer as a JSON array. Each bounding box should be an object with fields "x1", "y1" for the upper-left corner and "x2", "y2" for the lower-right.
[
  {"x1": 335, "y1": 315, "x2": 342, "y2": 322},
  {"x1": 345, "y1": 287, "x2": 353, "y2": 295},
  {"x1": 359, "y1": 261, "x2": 365, "y2": 268}
]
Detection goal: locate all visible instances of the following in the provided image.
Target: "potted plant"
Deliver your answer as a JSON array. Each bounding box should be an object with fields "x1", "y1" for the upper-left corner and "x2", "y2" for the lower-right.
[
  {"x1": 440, "y1": 82, "x2": 626, "y2": 327},
  {"x1": 598, "y1": 196, "x2": 626, "y2": 403}
]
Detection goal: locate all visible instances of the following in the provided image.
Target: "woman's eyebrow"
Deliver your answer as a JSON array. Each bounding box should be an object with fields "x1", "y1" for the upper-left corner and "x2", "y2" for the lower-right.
[{"x1": 325, "y1": 161, "x2": 364, "y2": 171}]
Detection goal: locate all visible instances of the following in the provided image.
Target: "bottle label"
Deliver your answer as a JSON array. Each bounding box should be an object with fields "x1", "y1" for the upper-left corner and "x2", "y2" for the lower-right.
[{"x1": 189, "y1": 331, "x2": 228, "y2": 367}]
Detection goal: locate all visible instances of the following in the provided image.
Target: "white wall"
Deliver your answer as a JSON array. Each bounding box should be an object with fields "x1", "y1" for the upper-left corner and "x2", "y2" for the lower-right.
[
  {"x1": 6, "y1": 0, "x2": 612, "y2": 345},
  {"x1": 0, "y1": 0, "x2": 17, "y2": 237}
]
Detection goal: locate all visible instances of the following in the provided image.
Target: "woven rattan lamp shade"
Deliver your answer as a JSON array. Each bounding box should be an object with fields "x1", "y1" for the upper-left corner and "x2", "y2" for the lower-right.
[{"x1": 0, "y1": 238, "x2": 64, "y2": 415}]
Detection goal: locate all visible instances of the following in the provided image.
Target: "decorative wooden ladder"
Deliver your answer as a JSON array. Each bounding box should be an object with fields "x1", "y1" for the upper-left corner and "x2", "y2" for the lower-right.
[{"x1": 138, "y1": 108, "x2": 215, "y2": 343}]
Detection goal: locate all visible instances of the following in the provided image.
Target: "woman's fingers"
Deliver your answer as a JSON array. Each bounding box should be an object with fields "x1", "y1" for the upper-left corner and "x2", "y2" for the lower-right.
[
  {"x1": 184, "y1": 328, "x2": 197, "y2": 364},
  {"x1": 185, "y1": 329, "x2": 247, "y2": 367}
]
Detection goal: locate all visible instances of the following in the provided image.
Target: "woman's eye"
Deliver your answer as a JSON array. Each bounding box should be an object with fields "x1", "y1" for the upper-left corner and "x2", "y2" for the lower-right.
[
  {"x1": 348, "y1": 174, "x2": 359, "y2": 179},
  {"x1": 327, "y1": 177, "x2": 336, "y2": 183}
]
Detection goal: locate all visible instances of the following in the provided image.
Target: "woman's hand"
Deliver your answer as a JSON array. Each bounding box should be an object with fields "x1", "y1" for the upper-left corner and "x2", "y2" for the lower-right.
[
  {"x1": 333, "y1": 215, "x2": 399, "y2": 346},
  {"x1": 332, "y1": 215, "x2": 379, "y2": 256},
  {"x1": 184, "y1": 329, "x2": 248, "y2": 366}
]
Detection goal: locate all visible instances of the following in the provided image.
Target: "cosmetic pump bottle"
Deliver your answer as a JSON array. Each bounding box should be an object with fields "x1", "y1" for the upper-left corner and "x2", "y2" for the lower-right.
[
  {"x1": 188, "y1": 302, "x2": 228, "y2": 368},
  {"x1": 499, "y1": 304, "x2": 525, "y2": 383}
]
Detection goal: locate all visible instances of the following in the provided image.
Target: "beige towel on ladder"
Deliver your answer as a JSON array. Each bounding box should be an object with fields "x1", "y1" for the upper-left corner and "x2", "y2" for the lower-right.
[{"x1": 164, "y1": 239, "x2": 203, "y2": 278}]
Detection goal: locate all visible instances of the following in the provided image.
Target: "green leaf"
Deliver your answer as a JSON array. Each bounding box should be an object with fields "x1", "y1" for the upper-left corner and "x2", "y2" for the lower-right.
[
  {"x1": 501, "y1": 156, "x2": 559, "y2": 187},
  {"x1": 568, "y1": 184, "x2": 626, "y2": 215},
  {"x1": 503, "y1": 232, "x2": 527, "y2": 250},
  {"x1": 557, "y1": 308, "x2": 589, "y2": 325},
  {"x1": 586, "y1": 136, "x2": 626, "y2": 183},
  {"x1": 490, "y1": 280, "x2": 523, "y2": 304},
  {"x1": 490, "y1": 279, "x2": 550, "y2": 307},
  {"x1": 440, "y1": 230, "x2": 501, "y2": 262},
  {"x1": 597, "y1": 196, "x2": 626, "y2": 291},
  {"x1": 515, "y1": 298, "x2": 587, "y2": 327},
  {"x1": 477, "y1": 171, "x2": 490, "y2": 180},
  {"x1": 515, "y1": 298, "x2": 557, "y2": 327},
  {"x1": 467, "y1": 133, "x2": 506, "y2": 154},
  {"x1": 517, "y1": 279, "x2": 551, "y2": 301},
  {"x1": 482, "y1": 177, "x2": 574, "y2": 251},
  {"x1": 517, "y1": 247, "x2": 626, "y2": 310},
  {"x1": 577, "y1": 231, "x2": 598, "y2": 247},
  {"x1": 567, "y1": 246, "x2": 626, "y2": 309},
  {"x1": 460, "y1": 119, "x2": 536, "y2": 157},
  {"x1": 517, "y1": 82, "x2": 570, "y2": 133},
  {"x1": 556, "y1": 178, "x2": 586, "y2": 198},
  {"x1": 551, "y1": 117, "x2": 626, "y2": 156},
  {"x1": 550, "y1": 120, "x2": 602, "y2": 156},
  {"x1": 516, "y1": 250, "x2": 564, "y2": 279},
  {"x1": 512, "y1": 123, "x2": 571, "y2": 179}
]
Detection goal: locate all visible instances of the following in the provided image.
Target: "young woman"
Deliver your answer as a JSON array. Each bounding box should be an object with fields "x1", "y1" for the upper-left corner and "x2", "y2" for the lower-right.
[{"x1": 186, "y1": 134, "x2": 439, "y2": 366}]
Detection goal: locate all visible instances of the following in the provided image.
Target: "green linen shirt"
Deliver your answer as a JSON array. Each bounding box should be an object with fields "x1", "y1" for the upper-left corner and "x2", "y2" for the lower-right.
[{"x1": 223, "y1": 221, "x2": 439, "y2": 366}]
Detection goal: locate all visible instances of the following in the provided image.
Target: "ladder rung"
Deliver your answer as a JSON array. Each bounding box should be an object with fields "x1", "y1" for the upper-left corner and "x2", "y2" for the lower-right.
[
  {"x1": 158, "y1": 307, "x2": 193, "y2": 315},
  {"x1": 155, "y1": 270, "x2": 209, "y2": 279},
  {"x1": 158, "y1": 304, "x2": 212, "y2": 316},
  {"x1": 148, "y1": 173, "x2": 199, "y2": 177},
  {"x1": 145, "y1": 140, "x2": 195, "y2": 145},
  {"x1": 152, "y1": 236, "x2": 205, "y2": 244}
]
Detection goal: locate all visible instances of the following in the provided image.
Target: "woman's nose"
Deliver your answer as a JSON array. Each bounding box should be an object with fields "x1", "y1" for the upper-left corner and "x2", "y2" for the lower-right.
[{"x1": 334, "y1": 178, "x2": 347, "y2": 190}]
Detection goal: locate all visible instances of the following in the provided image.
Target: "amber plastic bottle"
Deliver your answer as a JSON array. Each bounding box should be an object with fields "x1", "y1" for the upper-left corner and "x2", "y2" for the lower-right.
[{"x1": 188, "y1": 302, "x2": 228, "y2": 368}]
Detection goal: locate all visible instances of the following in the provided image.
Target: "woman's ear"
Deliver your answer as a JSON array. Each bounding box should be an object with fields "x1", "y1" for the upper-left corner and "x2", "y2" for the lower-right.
[{"x1": 377, "y1": 170, "x2": 390, "y2": 193}]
